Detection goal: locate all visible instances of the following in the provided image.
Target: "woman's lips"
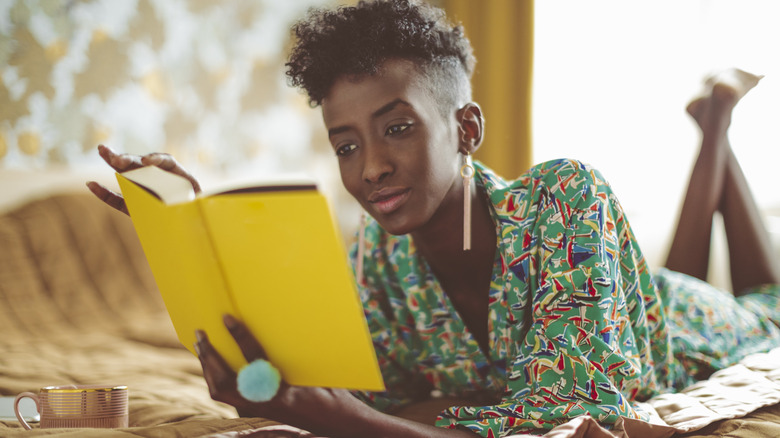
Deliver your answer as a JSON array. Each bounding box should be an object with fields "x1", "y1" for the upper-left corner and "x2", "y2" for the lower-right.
[{"x1": 368, "y1": 187, "x2": 411, "y2": 215}]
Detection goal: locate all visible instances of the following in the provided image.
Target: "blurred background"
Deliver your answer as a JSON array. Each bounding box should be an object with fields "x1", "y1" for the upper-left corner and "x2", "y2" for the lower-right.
[
  {"x1": 533, "y1": 0, "x2": 780, "y2": 290},
  {"x1": 2, "y1": 0, "x2": 779, "y2": 290},
  {"x1": 0, "y1": 0, "x2": 340, "y2": 207}
]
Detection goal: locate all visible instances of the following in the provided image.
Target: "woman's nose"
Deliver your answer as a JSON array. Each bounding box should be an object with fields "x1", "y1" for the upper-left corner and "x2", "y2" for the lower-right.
[{"x1": 362, "y1": 142, "x2": 393, "y2": 184}]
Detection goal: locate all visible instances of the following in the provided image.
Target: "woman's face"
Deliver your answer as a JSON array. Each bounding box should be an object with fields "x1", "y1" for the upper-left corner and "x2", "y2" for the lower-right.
[{"x1": 321, "y1": 59, "x2": 463, "y2": 236}]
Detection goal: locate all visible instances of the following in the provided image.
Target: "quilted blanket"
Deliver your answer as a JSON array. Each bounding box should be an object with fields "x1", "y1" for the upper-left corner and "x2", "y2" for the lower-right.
[
  {"x1": 1, "y1": 193, "x2": 779, "y2": 437},
  {"x1": 0, "y1": 193, "x2": 280, "y2": 436}
]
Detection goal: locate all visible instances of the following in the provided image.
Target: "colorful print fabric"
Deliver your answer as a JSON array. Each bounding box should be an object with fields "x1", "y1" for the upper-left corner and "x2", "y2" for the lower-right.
[
  {"x1": 655, "y1": 268, "x2": 780, "y2": 389},
  {"x1": 351, "y1": 159, "x2": 780, "y2": 437}
]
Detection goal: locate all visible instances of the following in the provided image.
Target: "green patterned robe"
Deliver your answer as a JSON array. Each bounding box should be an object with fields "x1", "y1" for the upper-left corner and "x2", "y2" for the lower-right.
[{"x1": 351, "y1": 159, "x2": 780, "y2": 437}]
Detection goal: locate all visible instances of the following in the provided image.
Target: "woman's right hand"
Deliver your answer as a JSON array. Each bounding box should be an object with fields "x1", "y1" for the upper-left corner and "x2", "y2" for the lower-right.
[
  {"x1": 86, "y1": 144, "x2": 202, "y2": 216},
  {"x1": 195, "y1": 316, "x2": 375, "y2": 435},
  {"x1": 196, "y1": 316, "x2": 478, "y2": 438}
]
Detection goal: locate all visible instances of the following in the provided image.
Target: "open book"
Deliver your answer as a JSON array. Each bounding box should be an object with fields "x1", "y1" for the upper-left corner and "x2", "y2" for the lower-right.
[{"x1": 116, "y1": 166, "x2": 384, "y2": 391}]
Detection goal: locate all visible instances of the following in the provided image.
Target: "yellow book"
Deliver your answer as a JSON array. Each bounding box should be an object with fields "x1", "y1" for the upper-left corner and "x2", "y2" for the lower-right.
[{"x1": 116, "y1": 166, "x2": 384, "y2": 391}]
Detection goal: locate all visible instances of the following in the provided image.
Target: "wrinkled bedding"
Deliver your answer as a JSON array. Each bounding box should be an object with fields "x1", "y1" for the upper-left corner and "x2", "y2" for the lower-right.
[
  {"x1": 392, "y1": 349, "x2": 780, "y2": 438},
  {"x1": 0, "y1": 194, "x2": 278, "y2": 436},
  {"x1": 1, "y1": 193, "x2": 779, "y2": 437}
]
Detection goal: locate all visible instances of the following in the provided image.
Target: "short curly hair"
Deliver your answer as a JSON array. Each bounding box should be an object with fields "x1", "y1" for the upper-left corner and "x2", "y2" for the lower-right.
[{"x1": 285, "y1": 0, "x2": 475, "y2": 115}]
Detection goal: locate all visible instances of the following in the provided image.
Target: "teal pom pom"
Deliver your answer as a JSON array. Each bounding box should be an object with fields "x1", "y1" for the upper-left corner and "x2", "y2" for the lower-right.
[{"x1": 236, "y1": 359, "x2": 281, "y2": 402}]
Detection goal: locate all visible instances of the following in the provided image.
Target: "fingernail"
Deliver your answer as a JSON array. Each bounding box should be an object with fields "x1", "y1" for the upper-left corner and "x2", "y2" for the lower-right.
[
  {"x1": 195, "y1": 330, "x2": 205, "y2": 342},
  {"x1": 223, "y1": 314, "x2": 238, "y2": 329},
  {"x1": 193, "y1": 341, "x2": 201, "y2": 355}
]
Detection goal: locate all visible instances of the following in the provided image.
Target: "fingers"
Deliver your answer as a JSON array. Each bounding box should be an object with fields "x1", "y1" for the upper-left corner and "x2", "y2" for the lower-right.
[
  {"x1": 142, "y1": 153, "x2": 202, "y2": 194},
  {"x1": 96, "y1": 145, "x2": 202, "y2": 194},
  {"x1": 223, "y1": 314, "x2": 268, "y2": 363},
  {"x1": 194, "y1": 330, "x2": 242, "y2": 404},
  {"x1": 86, "y1": 181, "x2": 129, "y2": 216},
  {"x1": 98, "y1": 144, "x2": 145, "y2": 172}
]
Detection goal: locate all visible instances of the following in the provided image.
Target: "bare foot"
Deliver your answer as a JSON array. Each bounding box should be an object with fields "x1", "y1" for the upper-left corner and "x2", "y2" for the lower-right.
[
  {"x1": 704, "y1": 68, "x2": 763, "y2": 104},
  {"x1": 686, "y1": 68, "x2": 763, "y2": 130}
]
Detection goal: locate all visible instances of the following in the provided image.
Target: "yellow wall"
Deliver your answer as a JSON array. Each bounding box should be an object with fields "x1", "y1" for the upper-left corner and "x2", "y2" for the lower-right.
[{"x1": 442, "y1": 0, "x2": 534, "y2": 179}]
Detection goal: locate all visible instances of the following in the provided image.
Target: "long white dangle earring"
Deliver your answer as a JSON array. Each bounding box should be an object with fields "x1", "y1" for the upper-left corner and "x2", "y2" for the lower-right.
[
  {"x1": 356, "y1": 210, "x2": 367, "y2": 286},
  {"x1": 461, "y1": 152, "x2": 474, "y2": 251}
]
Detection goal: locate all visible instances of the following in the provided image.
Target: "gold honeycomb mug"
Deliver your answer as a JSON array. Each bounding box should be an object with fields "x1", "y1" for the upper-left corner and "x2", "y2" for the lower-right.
[{"x1": 14, "y1": 385, "x2": 128, "y2": 430}]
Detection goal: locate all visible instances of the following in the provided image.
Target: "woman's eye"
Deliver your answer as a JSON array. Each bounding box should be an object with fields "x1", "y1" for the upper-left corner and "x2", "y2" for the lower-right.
[
  {"x1": 385, "y1": 123, "x2": 411, "y2": 136},
  {"x1": 336, "y1": 143, "x2": 358, "y2": 157}
]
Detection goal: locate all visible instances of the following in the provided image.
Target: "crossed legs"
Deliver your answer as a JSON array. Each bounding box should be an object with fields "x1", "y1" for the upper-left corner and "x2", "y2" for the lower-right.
[{"x1": 665, "y1": 69, "x2": 780, "y2": 295}]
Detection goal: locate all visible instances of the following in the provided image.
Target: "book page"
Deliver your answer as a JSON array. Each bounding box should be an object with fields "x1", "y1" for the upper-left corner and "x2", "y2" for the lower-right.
[
  {"x1": 202, "y1": 173, "x2": 318, "y2": 197},
  {"x1": 120, "y1": 166, "x2": 196, "y2": 205},
  {"x1": 121, "y1": 166, "x2": 318, "y2": 200}
]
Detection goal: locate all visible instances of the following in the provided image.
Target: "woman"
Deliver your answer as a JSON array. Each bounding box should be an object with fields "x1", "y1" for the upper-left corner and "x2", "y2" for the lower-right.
[{"x1": 88, "y1": 1, "x2": 780, "y2": 436}]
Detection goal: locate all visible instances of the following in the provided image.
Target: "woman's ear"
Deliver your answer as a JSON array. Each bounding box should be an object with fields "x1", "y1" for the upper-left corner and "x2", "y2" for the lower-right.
[{"x1": 456, "y1": 103, "x2": 484, "y2": 155}]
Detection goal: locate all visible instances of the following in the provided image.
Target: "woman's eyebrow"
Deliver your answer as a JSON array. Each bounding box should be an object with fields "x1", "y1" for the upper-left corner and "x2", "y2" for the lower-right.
[
  {"x1": 328, "y1": 98, "x2": 412, "y2": 139},
  {"x1": 328, "y1": 125, "x2": 350, "y2": 138},
  {"x1": 372, "y1": 98, "x2": 411, "y2": 118}
]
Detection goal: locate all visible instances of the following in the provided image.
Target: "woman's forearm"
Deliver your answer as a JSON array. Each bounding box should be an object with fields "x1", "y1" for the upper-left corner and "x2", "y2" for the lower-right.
[
  {"x1": 236, "y1": 388, "x2": 476, "y2": 437},
  {"x1": 198, "y1": 318, "x2": 476, "y2": 437},
  {"x1": 340, "y1": 402, "x2": 478, "y2": 438}
]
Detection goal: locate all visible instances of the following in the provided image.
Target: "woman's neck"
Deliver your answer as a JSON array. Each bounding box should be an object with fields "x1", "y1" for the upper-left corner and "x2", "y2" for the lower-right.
[
  {"x1": 411, "y1": 182, "x2": 497, "y2": 355},
  {"x1": 411, "y1": 182, "x2": 497, "y2": 291}
]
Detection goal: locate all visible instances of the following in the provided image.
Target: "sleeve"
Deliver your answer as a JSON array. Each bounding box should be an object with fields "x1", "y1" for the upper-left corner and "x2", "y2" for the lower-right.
[
  {"x1": 348, "y1": 235, "x2": 433, "y2": 413},
  {"x1": 435, "y1": 160, "x2": 664, "y2": 436}
]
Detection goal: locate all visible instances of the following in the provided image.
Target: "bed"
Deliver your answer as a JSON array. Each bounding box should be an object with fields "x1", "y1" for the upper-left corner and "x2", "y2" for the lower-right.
[{"x1": 1, "y1": 192, "x2": 779, "y2": 437}]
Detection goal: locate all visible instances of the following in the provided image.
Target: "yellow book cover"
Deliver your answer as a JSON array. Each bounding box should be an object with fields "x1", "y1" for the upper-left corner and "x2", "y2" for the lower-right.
[{"x1": 116, "y1": 166, "x2": 384, "y2": 391}]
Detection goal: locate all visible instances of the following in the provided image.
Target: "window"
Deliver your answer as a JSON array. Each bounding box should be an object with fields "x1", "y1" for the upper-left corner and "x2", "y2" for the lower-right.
[{"x1": 534, "y1": 0, "x2": 780, "y2": 284}]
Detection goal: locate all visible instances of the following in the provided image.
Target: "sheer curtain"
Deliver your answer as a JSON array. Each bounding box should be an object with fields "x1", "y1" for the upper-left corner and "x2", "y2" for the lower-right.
[{"x1": 533, "y1": 0, "x2": 780, "y2": 289}]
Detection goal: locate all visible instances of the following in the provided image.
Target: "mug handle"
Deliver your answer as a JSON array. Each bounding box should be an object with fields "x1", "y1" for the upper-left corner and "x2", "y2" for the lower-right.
[{"x1": 14, "y1": 392, "x2": 39, "y2": 430}]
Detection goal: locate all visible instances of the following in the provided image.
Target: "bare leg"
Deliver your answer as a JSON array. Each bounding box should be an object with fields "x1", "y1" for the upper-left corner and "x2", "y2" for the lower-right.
[
  {"x1": 721, "y1": 146, "x2": 780, "y2": 294},
  {"x1": 665, "y1": 78, "x2": 733, "y2": 282},
  {"x1": 665, "y1": 69, "x2": 778, "y2": 293}
]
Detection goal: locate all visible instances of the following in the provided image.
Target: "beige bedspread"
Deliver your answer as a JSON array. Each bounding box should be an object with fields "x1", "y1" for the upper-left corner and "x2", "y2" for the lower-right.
[
  {"x1": 1, "y1": 193, "x2": 779, "y2": 437},
  {"x1": 0, "y1": 193, "x2": 279, "y2": 436}
]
